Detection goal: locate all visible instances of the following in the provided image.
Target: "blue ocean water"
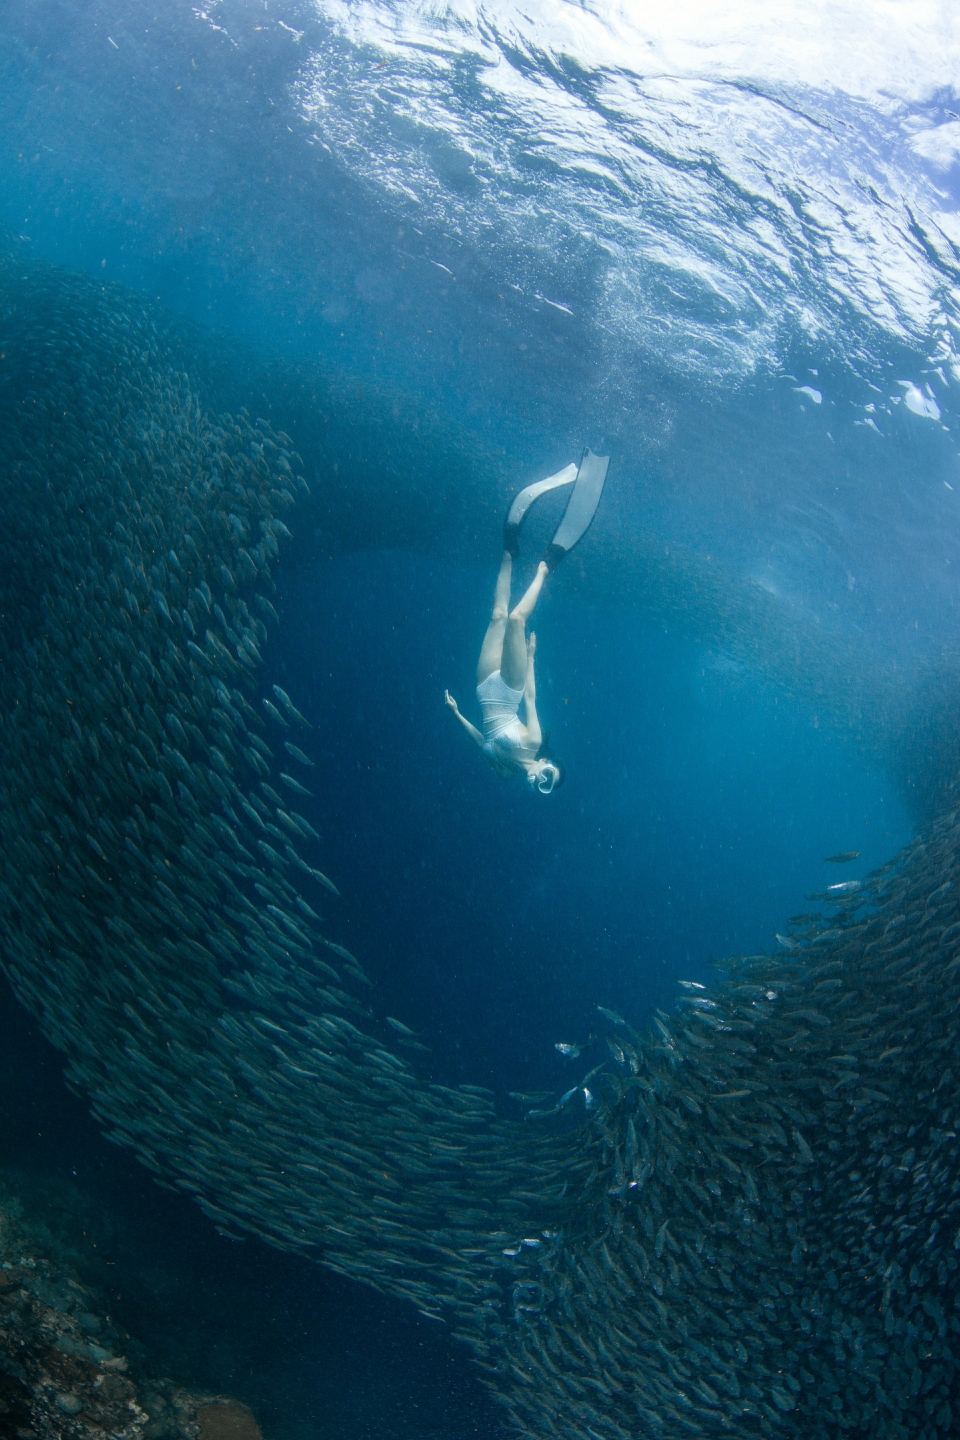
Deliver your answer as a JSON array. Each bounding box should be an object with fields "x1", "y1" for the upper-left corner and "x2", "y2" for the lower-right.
[{"x1": 3, "y1": 2, "x2": 960, "y2": 1436}]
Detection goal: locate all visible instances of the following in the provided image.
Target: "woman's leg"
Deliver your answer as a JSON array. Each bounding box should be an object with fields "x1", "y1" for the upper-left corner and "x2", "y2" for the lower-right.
[
  {"x1": 477, "y1": 551, "x2": 513, "y2": 684},
  {"x1": 501, "y1": 561, "x2": 548, "y2": 690},
  {"x1": 522, "y1": 632, "x2": 542, "y2": 750}
]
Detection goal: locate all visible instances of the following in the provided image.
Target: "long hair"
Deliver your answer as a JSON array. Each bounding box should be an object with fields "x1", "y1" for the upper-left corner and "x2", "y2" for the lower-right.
[{"x1": 535, "y1": 732, "x2": 566, "y2": 788}]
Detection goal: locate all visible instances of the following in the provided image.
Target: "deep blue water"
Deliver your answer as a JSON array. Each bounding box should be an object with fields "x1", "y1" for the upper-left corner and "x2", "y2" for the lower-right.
[
  {"x1": 270, "y1": 550, "x2": 909, "y2": 1096},
  {"x1": 3, "y1": 0, "x2": 960, "y2": 1435}
]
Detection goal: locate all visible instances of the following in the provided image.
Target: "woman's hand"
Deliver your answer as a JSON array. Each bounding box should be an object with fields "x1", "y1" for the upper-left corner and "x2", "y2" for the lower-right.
[
  {"x1": 527, "y1": 631, "x2": 536, "y2": 658},
  {"x1": 446, "y1": 692, "x2": 484, "y2": 748}
]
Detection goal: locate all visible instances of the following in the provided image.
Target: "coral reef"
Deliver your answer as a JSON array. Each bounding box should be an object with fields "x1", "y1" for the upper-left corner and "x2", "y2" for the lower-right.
[{"x1": 0, "y1": 1187, "x2": 262, "y2": 1440}]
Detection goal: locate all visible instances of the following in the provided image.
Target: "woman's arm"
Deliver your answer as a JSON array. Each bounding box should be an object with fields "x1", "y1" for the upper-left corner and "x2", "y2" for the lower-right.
[
  {"x1": 444, "y1": 690, "x2": 484, "y2": 748},
  {"x1": 521, "y1": 633, "x2": 542, "y2": 750}
]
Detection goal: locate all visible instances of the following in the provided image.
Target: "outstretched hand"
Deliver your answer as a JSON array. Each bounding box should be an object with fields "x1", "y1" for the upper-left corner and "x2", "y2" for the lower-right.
[{"x1": 444, "y1": 689, "x2": 459, "y2": 714}]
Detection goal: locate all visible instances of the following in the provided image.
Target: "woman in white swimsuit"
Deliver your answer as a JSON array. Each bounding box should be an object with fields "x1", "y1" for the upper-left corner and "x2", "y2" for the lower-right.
[
  {"x1": 445, "y1": 550, "x2": 563, "y2": 794},
  {"x1": 444, "y1": 453, "x2": 608, "y2": 793}
]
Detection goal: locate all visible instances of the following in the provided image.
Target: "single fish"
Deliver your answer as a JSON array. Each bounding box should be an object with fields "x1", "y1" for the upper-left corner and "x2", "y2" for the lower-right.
[
  {"x1": 284, "y1": 742, "x2": 315, "y2": 766},
  {"x1": 255, "y1": 595, "x2": 280, "y2": 623},
  {"x1": 262, "y1": 699, "x2": 289, "y2": 727},
  {"x1": 826, "y1": 881, "x2": 862, "y2": 896},
  {"x1": 275, "y1": 809, "x2": 309, "y2": 840},
  {"x1": 597, "y1": 1005, "x2": 625, "y2": 1026},
  {"x1": 280, "y1": 772, "x2": 312, "y2": 796},
  {"x1": 286, "y1": 809, "x2": 319, "y2": 840},
  {"x1": 555, "y1": 1042, "x2": 581, "y2": 1057},
  {"x1": 273, "y1": 685, "x2": 312, "y2": 727},
  {"x1": 825, "y1": 851, "x2": 860, "y2": 864}
]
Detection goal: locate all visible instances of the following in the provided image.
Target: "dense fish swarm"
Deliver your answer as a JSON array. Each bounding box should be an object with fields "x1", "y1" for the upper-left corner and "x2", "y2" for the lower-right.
[
  {"x1": 0, "y1": 237, "x2": 560, "y2": 1335},
  {"x1": 3, "y1": 243, "x2": 960, "y2": 1439},
  {"x1": 0, "y1": 239, "x2": 544, "y2": 1250},
  {"x1": 482, "y1": 822, "x2": 960, "y2": 1440}
]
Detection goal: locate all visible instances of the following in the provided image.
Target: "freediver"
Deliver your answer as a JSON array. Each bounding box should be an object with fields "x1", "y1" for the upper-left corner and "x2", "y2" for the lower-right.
[{"x1": 444, "y1": 451, "x2": 609, "y2": 794}]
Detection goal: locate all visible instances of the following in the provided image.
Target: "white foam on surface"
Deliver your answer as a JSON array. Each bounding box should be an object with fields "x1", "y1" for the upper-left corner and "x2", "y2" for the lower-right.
[{"x1": 899, "y1": 381, "x2": 942, "y2": 420}]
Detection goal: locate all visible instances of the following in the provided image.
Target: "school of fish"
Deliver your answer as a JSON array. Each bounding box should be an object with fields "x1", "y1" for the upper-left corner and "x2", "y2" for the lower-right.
[{"x1": 1, "y1": 235, "x2": 960, "y2": 1439}]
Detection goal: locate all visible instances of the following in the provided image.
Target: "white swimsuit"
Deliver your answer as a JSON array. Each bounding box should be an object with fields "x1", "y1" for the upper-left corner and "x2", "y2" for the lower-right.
[{"x1": 476, "y1": 671, "x2": 538, "y2": 772}]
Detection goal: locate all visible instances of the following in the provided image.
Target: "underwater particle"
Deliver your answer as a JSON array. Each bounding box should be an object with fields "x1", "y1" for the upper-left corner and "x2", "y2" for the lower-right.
[{"x1": 824, "y1": 851, "x2": 860, "y2": 863}]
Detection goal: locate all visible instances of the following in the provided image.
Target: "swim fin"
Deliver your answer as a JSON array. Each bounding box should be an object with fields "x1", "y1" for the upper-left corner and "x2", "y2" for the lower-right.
[
  {"x1": 544, "y1": 449, "x2": 609, "y2": 569},
  {"x1": 503, "y1": 462, "x2": 578, "y2": 557}
]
